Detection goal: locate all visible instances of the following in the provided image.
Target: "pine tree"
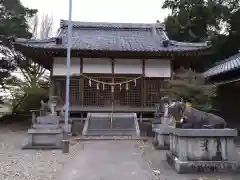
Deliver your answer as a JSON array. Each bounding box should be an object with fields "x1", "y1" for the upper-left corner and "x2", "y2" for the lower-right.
[
  {"x1": 0, "y1": 0, "x2": 37, "y2": 88},
  {"x1": 161, "y1": 68, "x2": 216, "y2": 112}
]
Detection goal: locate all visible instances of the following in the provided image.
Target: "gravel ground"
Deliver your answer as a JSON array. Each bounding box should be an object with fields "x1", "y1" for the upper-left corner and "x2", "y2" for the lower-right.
[
  {"x1": 0, "y1": 124, "x2": 82, "y2": 180},
  {"x1": 139, "y1": 140, "x2": 240, "y2": 180},
  {"x1": 1, "y1": 124, "x2": 240, "y2": 180}
]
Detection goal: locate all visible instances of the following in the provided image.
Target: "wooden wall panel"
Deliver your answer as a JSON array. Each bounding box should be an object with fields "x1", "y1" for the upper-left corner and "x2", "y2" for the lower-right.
[{"x1": 54, "y1": 76, "x2": 166, "y2": 108}]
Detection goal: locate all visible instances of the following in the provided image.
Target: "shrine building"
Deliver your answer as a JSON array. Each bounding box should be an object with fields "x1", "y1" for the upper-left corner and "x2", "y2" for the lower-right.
[{"x1": 14, "y1": 20, "x2": 211, "y2": 118}]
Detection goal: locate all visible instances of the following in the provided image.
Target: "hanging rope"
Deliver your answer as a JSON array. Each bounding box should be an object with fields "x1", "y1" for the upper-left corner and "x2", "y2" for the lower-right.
[{"x1": 78, "y1": 73, "x2": 144, "y2": 86}]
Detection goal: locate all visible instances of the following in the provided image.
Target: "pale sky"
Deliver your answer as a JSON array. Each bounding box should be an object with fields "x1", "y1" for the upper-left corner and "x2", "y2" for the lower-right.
[{"x1": 21, "y1": 0, "x2": 170, "y2": 35}]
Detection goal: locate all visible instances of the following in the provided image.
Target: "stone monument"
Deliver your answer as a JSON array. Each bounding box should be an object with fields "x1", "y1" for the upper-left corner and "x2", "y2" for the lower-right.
[
  {"x1": 22, "y1": 98, "x2": 64, "y2": 149},
  {"x1": 166, "y1": 101, "x2": 240, "y2": 173}
]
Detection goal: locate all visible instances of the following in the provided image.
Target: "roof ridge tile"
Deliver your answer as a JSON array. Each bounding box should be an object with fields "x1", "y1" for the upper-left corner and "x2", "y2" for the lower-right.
[{"x1": 59, "y1": 19, "x2": 165, "y2": 30}]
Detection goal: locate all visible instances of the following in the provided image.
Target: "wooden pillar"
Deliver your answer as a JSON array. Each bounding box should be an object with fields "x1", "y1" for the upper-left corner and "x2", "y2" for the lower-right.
[
  {"x1": 80, "y1": 57, "x2": 84, "y2": 107},
  {"x1": 49, "y1": 63, "x2": 54, "y2": 99},
  {"x1": 111, "y1": 58, "x2": 115, "y2": 108},
  {"x1": 141, "y1": 59, "x2": 146, "y2": 107}
]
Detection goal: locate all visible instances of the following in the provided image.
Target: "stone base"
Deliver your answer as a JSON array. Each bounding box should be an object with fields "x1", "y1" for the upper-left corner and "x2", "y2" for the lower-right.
[
  {"x1": 152, "y1": 125, "x2": 172, "y2": 150},
  {"x1": 152, "y1": 134, "x2": 169, "y2": 150},
  {"x1": 166, "y1": 152, "x2": 240, "y2": 174},
  {"x1": 22, "y1": 128, "x2": 63, "y2": 149},
  {"x1": 32, "y1": 124, "x2": 61, "y2": 129},
  {"x1": 22, "y1": 144, "x2": 62, "y2": 149},
  {"x1": 36, "y1": 115, "x2": 60, "y2": 124}
]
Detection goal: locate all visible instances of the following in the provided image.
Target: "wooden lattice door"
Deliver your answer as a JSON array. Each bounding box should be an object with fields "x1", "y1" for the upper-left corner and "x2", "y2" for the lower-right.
[
  {"x1": 113, "y1": 77, "x2": 141, "y2": 108},
  {"x1": 144, "y1": 78, "x2": 164, "y2": 107},
  {"x1": 83, "y1": 76, "x2": 113, "y2": 107}
]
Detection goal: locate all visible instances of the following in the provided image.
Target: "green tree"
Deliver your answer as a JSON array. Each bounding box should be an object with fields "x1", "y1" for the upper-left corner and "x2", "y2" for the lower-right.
[
  {"x1": 162, "y1": 68, "x2": 216, "y2": 112},
  {"x1": 214, "y1": 8, "x2": 240, "y2": 60},
  {"x1": 0, "y1": 0, "x2": 37, "y2": 90},
  {"x1": 17, "y1": 14, "x2": 52, "y2": 88},
  {"x1": 162, "y1": 0, "x2": 240, "y2": 67},
  {"x1": 6, "y1": 13, "x2": 52, "y2": 113},
  {"x1": 4, "y1": 74, "x2": 49, "y2": 113},
  {"x1": 162, "y1": 0, "x2": 240, "y2": 41}
]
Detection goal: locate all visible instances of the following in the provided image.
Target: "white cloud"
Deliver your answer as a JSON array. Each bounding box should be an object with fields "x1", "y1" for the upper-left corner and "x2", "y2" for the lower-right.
[{"x1": 21, "y1": 0, "x2": 170, "y2": 35}]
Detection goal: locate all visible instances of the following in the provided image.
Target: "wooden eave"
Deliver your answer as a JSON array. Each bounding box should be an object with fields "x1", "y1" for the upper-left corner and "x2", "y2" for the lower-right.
[{"x1": 15, "y1": 43, "x2": 212, "y2": 70}]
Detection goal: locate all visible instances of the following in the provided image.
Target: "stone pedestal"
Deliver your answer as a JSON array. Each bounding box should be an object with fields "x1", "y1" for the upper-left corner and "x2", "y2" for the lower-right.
[
  {"x1": 166, "y1": 128, "x2": 240, "y2": 173},
  {"x1": 153, "y1": 125, "x2": 172, "y2": 149},
  {"x1": 22, "y1": 115, "x2": 64, "y2": 149},
  {"x1": 152, "y1": 117, "x2": 173, "y2": 150},
  {"x1": 36, "y1": 114, "x2": 60, "y2": 124}
]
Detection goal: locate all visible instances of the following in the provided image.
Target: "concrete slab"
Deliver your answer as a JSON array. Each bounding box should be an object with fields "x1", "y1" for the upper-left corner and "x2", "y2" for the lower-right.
[{"x1": 56, "y1": 141, "x2": 154, "y2": 180}]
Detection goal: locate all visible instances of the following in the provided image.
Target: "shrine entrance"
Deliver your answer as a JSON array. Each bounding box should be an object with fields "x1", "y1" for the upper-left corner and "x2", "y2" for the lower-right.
[
  {"x1": 82, "y1": 75, "x2": 142, "y2": 131},
  {"x1": 54, "y1": 75, "x2": 164, "y2": 113},
  {"x1": 54, "y1": 75, "x2": 159, "y2": 135},
  {"x1": 83, "y1": 75, "x2": 142, "y2": 109}
]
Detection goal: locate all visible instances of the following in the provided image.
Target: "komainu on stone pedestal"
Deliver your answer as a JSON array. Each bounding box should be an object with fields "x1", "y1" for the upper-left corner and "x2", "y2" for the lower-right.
[{"x1": 165, "y1": 100, "x2": 240, "y2": 173}]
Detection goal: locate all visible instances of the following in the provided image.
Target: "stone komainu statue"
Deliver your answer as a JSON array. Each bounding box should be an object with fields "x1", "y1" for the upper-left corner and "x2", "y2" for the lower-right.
[
  {"x1": 40, "y1": 100, "x2": 50, "y2": 116},
  {"x1": 168, "y1": 101, "x2": 227, "y2": 129},
  {"x1": 40, "y1": 96, "x2": 65, "y2": 116},
  {"x1": 155, "y1": 96, "x2": 170, "y2": 114}
]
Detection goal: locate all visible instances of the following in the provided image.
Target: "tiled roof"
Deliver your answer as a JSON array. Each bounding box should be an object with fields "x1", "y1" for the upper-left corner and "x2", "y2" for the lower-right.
[
  {"x1": 14, "y1": 20, "x2": 210, "y2": 53},
  {"x1": 203, "y1": 52, "x2": 240, "y2": 78}
]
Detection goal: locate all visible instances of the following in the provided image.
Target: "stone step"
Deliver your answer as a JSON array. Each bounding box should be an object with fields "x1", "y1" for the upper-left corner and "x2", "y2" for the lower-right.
[
  {"x1": 88, "y1": 119, "x2": 135, "y2": 129},
  {"x1": 70, "y1": 136, "x2": 150, "y2": 141},
  {"x1": 88, "y1": 119, "x2": 111, "y2": 129},
  {"x1": 86, "y1": 128, "x2": 136, "y2": 136},
  {"x1": 85, "y1": 130, "x2": 137, "y2": 136},
  {"x1": 83, "y1": 113, "x2": 139, "y2": 136},
  {"x1": 87, "y1": 129, "x2": 136, "y2": 132}
]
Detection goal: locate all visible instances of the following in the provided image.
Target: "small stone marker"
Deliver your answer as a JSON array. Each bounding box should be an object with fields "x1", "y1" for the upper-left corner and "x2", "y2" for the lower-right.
[{"x1": 62, "y1": 140, "x2": 70, "y2": 153}]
